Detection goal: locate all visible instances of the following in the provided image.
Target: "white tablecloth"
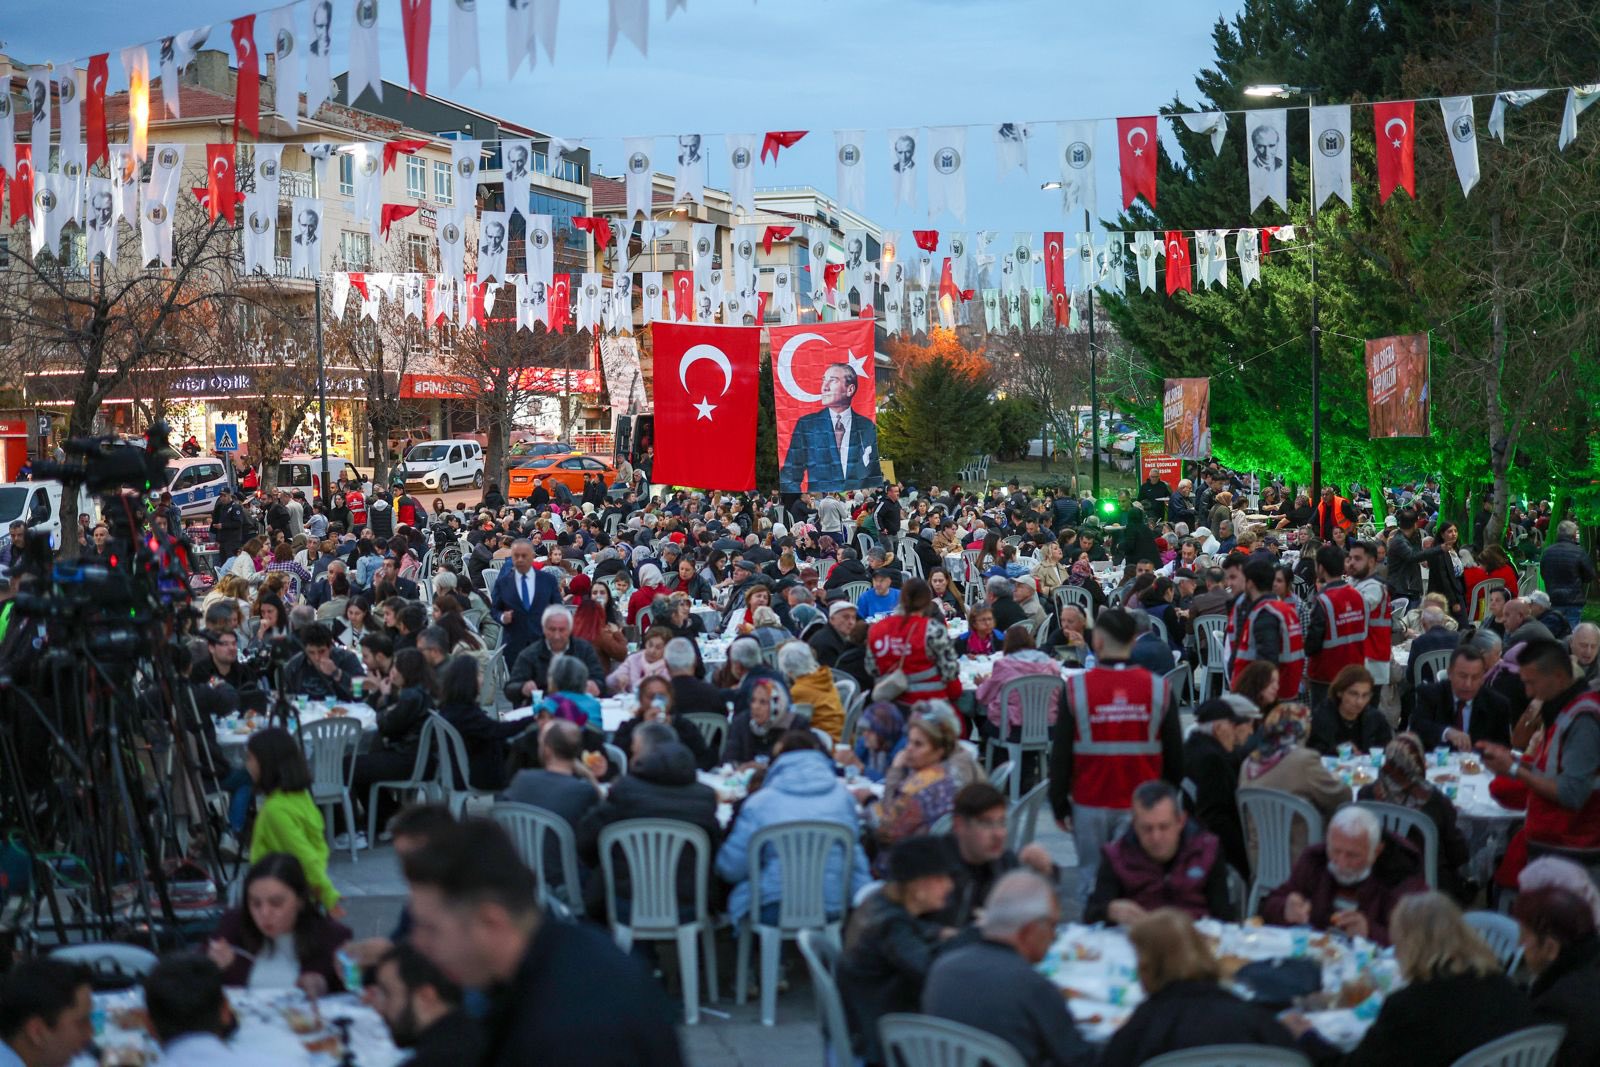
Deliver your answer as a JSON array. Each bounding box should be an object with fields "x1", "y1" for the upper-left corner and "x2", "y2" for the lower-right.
[
  {"x1": 216, "y1": 701, "x2": 378, "y2": 750},
  {"x1": 505, "y1": 696, "x2": 633, "y2": 735},
  {"x1": 1043, "y1": 920, "x2": 1395, "y2": 1050},
  {"x1": 85, "y1": 988, "x2": 401, "y2": 1066}
]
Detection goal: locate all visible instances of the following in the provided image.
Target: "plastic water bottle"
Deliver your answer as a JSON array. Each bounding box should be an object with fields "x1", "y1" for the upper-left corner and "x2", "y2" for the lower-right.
[{"x1": 1084, "y1": 651, "x2": 1097, "y2": 668}]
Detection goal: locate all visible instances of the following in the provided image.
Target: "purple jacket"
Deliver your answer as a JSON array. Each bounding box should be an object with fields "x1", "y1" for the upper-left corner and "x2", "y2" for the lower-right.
[
  {"x1": 1098, "y1": 822, "x2": 1222, "y2": 920},
  {"x1": 975, "y1": 651, "x2": 1063, "y2": 732},
  {"x1": 1260, "y1": 831, "x2": 1427, "y2": 945}
]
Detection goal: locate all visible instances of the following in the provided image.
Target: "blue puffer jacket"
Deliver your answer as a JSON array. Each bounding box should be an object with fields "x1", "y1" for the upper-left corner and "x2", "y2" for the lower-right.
[{"x1": 714, "y1": 749, "x2": 871, "y2": 923}]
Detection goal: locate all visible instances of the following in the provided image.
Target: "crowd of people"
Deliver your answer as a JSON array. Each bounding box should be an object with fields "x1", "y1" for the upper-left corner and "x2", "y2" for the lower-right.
[{"x1": 1, "y1": 458, "x2": 1598, "y2": 1067}]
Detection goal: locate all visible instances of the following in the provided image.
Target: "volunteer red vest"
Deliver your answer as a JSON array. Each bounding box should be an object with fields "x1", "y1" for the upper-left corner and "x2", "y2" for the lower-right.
[
  {"x1": 1357, "y1": 577, "x2": 1393, "y2": 668},
  {"x1": 1232, "y1": 595, "x2": 1306, "y2": 697},
  {"x1": 346, "y1": 489, "x2": 367, "y2": 526},
  {"x1": 867, "y1": 614, "x2": 950, "y2": 702},
  {"x1": 1308, "y1": 581, "x2": 1369, "y2": 683},
  {"x1": 1526, "y1": 689, "x2": 1600, "y2": 851},
  {"x1": 1067, "y1": 664, "x2": 1167, "y2": 809}
]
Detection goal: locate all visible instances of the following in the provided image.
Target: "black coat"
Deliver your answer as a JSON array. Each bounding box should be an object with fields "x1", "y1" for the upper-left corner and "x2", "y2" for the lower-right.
[
  {"x1": 1309, "y1": 700, "x2": 1394, "y2": 756},
  {"x1": 403, "y1": 1008, "x2": 485, "y2": 1067},
  {"x1": 1529, "y1": 935, "x2": 1600, "y2": 1067},
  {"x1": 720, "y1": 711, "x2": 780, "y2": 766},
  {"x1": 505, "y1": 636, "x2": 607, "y2": 703},
  {"x1": 1541, "y1": 536, "x2": 1596, "y2": 607},
  {"x1": 1183, "y1": 730, "x2": 1248, "y2": 877},
  {"x1": 824, "y1": 558, "x2": 872, "y2": 590},
  {"x1": 435, "y1": 701, "x2": 521, "y2": 792},
  {"x1": 837, "y1": 892, "x2": 945, "y2": 1066},
  {"x1": 670, "y1": 674, "x2": 726, "y2": 717},
  {"x1": 1337, "y1": 972, "x2": 1535, "y2": 1067},
  {"x1": 575, "y1": 742, "x2": 720, "y2": 915},
  {"x1": 1099, "y1": 981, "x2": 1301, "y2": 1067},
  {"x1": 1408, "y1": 680, "x2": 1512, "y2": 750},
  {"x1": 990, "y1": 594, "x2": 1027, "y2": 632},
  {"x1": 376, "y1": 684, "x2": 432, "y2": 751},
  {"x1": 611, "y1": 714, "x2": 714, "y2": 772}
]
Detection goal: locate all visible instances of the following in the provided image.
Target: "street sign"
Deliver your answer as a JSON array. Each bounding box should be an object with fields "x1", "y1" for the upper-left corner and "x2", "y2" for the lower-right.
[{"x1": 214, "y1": 423, "x2": 240, "y2": 453}]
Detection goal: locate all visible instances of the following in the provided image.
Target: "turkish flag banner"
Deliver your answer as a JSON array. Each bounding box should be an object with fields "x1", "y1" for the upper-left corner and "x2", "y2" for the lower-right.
[
  {"x1": 673, "y1": 271, "x2": 694, "y2": 321},
  {"x1": 1117, "y1": 115, "x2": 1158, "y2": 208},
  {"x1": 380, "y1": 203, "x2": 420, "y2": 238},
  {"x1": 85, "y1": 54, "x2": 109, "y2": 167},
  {"x1": 1373, "y1": 100, "x2": 1416, "y2": 203},
  {"x1": 384, "y1": 138, "x2": 430, "y2": 173},
  {"x1": 652, "y1": 322, "x2": 762, "y2": 490},
  {"x1": 231, "y1": 17, "x2": 260, "y2": 137},
  {"x1": 402, "y1": 0, "x2": 432, "y2": 95},
  {"x1": 770, "y1": 320, "x2": 883, "y2": 493},
  {"x1": 549, "y1": 274, "x2": 571, "y2": 333},
  {"x1": 912, "y1": 230, "x2": 940, "y2": 253},
  {"x1": 1043, "y1": 231, "x2": 1065, "y2": 296},
  {"x1": 206, "y1": 143, "x2": 238, "y2": 224},
  {"x1": 1164, "y1": 231, "x2": 1192, "y2": 295},
  {"x1": 10, "y1": 146, "x2": 33, "y2": 226}
]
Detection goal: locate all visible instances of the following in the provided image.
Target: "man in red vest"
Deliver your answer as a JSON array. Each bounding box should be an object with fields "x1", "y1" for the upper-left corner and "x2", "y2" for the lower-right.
[
  {"x1": 1229, "y1": 559, "x2": 1305, "y2": 699},
  {"x1": 1347, "y1": 540, "x2": 1393, "y2": 690},
  {"x1": 1481, "y1": 639, "x2": 1600, "y2": 888},
  {"x1": 1304, "y1": 544, "x2": 1368, "y2": 708},
  {"x1": 1047, "y1": 608, "x2": 1184, "y2": 910}
]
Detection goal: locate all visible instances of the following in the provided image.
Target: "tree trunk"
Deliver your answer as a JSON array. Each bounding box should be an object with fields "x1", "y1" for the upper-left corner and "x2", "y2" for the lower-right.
[{"x1": 1485, "y1": 211, "x2": 1511, "y2": 548}]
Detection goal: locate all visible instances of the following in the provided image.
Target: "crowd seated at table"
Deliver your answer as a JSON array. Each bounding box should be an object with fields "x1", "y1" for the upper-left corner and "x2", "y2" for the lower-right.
[{"x1": 13, "y1": 467, "x2": 1600, "y2": 1067}]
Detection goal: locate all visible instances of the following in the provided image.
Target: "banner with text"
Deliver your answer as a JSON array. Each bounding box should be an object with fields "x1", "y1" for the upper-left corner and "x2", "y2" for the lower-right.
[
  {"x1": 1365, "y1": 333, "x2": 1430, "y2": 439},
  {"x1": 1138, "y1": 442, "x2": 1183, "y2": 486},
  {"x1": 770, "y1": 320, "x2": 883, "y2": 494},
  {"x1": 1162, "y1": 377, "x2": 1211, "y2": 460}
]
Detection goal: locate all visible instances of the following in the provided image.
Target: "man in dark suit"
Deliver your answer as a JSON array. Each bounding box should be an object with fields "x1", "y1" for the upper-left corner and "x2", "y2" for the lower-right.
[
  {"x1": 1408, "y1": 645, "x2": 1512, "y2": 751},
  {"x1": 503, "y1": 608, "x2": 606, "y2": 703},
  {"x1": 491, "y1": 538, "x2": 562, "y2": 665},
  {"x1": 779, "y1": 362, "x2": 884, "y2": 493},
  {"x1": 377, "y1": 556, "x2": 421, "y2": 601}
]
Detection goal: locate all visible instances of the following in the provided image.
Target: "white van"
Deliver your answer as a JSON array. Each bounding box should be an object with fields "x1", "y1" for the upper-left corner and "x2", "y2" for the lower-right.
[
  {"x1": 276, "y1": 456, "x2": 366, "y2": 499},
  {"x1": 398, "y1": 440, "x2": 484, "y2": 492},
  {"x1": 0, "y1": 480, "x2": 96, "y2": 545},
  {"x1": 163, "y1": 457, "x2": 234, "y2": 517}
]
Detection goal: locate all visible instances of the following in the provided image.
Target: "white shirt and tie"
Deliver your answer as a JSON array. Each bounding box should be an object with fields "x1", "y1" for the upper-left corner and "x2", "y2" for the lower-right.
[
  {"x1": 830, "y1": 408, "x2": 852, "y2": 476},
  {"x1": 517, "y1": 567, "x2": 535, "y2": 610}
]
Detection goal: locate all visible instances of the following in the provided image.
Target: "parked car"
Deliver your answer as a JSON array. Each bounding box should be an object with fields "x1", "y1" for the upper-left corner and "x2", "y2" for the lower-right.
[
  {"x1": 507, "y1": 441, "x2": 575, "y2": 464},
  {"x1": 275, "y1": 456, "x2": 366, "y2": 499},
  {"x1": 507, "y1": 453, "x2": 617, "y2": 498},
  {"x1": 163, "y1": 457, "x2": 234, "y2": 517},
  {"x1": 0, "y1": 480, "x2": 96, "y2": 545},
  {"x1": 396, "y1": 439, "x2": 484, "y2": 492}
]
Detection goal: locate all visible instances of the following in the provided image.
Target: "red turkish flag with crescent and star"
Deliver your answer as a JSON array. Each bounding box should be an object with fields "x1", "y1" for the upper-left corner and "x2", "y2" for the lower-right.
[
  {"x1": 10, "y1": 146, "x2": 33, "y2": 226},
  {"x1": 651, "y1": 322, "x2": 762, "y2": 490},
  {"x1": 1043, "y1": 231, "x2": 1065, "y2": 294},
  {"x1": 86, "y1": 54, "x2": 110, "y2": 167},
  {"x1": 673, "y1": 271, "x2": 694, "y2": 321},
  {"x1": 769, "y1": 319, "x2": 881, "y2": 493},
  {"x1": 1117, "y1": 116, "x2": 1158, "y2": 208},
  {"x1": 1373, "y1": 101, "x2": 1416, "y2": 203},
  {"x1": 231, "y1": 16, "x2": 260, "y2": 138},
  {"x1": 1165, "y1": 231, "x2": 1192, "y2": 295},
  {"x1": 549, "y1": 274, "x2": 571, "y2": 333},
  {"x1": 206, "y1": 143, "x2": 238, "y2": 224}
]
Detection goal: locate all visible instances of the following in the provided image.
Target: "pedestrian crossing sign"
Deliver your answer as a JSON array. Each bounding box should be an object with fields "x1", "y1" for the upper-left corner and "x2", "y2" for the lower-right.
[{"x1": 214, "y1": 423, "x2": 240, "y2": 453}]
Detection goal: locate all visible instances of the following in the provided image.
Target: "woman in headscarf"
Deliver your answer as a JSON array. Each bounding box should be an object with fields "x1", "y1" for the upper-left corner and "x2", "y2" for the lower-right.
[
  {"x1": 569, "y1": 573, "x2": 628, "y2": 673},
  {"x1": 625, "y1": 562, "x2": 667, "y2": 626},
  {"x1": 721, "y1": 677, "x2": 793, "y2": 767},
  {"x1": 1239, "y1": 702, "x2": 1346, "y2": 865},
  {"x1": 837, "y1": 702, "x2": 907, "y2": 783},
  {"x1": 1358, "y1": 732, "x2": 1474, "y2": 903},
  {"x1": 1062, "y1": 556, "x2": 1109, "y2": 614}
]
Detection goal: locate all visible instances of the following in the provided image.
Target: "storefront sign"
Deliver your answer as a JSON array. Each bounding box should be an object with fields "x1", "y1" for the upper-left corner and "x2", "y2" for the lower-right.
[
  {"x1": 400, "y1": 373, "x2": 479, "y2": 399},
  {"x1": 515, "y1": 366, "x2": 600, "y2": 394},
  {"x1": 24, "y1": 365, "x2": 388, "y2": 403}
]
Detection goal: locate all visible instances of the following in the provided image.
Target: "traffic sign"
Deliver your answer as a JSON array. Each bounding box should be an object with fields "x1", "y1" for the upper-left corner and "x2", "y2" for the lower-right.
[{"x1": 214, "y1": 423, "x2": 240, "y2": 453}]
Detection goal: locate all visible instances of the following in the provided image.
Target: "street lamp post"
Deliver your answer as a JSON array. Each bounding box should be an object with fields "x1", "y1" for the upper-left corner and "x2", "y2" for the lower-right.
[
  {"x1": 312, "y1": 275, "x2": 332, "y2": 512},
  {"x1": 1245, "y1": 83, "x2": 1322, "y2": 497}
]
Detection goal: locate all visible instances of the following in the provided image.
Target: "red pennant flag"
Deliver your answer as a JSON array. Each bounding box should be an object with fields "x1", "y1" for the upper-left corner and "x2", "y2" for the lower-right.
[
  {"x1": 823, "y1": 262, "x2": 845, "y2": 300},
  {"x1": 1043, "y1": 232, "x2": 1065, "y2": 295},
  {"x1": 191, "y1": 186, "x2": 210, "y2": 211},
  {"x1": 1261, "y1": 226, "x2": 1280, "y2": 256},
  {"x1": 571, "y1": 216, "x2": 614, "y2": 251},
  {"x1": 425, "y1": 277, "x2": 441, "y2": 324},
  {"x1": 231, "y1": 16, "x2": 260, "y2": 137},
  {"x1": 384, "y1": 138, "x2": 430, "y2": 173},
  {"x1": 85, "y1": 54, "x2": 110, "y2": 168},
  {"x1": 8, "y1": 147, "x2": 31, "y2": 227},
  {"x1": 401, "y1": 0, "x2": 432, "y2": 96},
  {"x1": 913, "y1": 230, "x2": 940, "y2": 253},
  {"x1": 464, "y1": 273, "x2": 487, "y2": 328},
  {"x1": 206, "y1": 143, "x2": 239, "y2": 223},
  {"x1": 938, "y1": 258, "x2": 960, "y2": 306},
  {"x1": 380, "y1": 203, "x2": 420, "y2": 238},
  {"x1": 652, "y1": 321, "x2": 763, "y2": 490},
  {"x1": 1164, "y1": 232, "x2": 1192, "y2": 295},
  {"x1": 769, "y1": 320, "x2": 878, "y2": 493},
  {"x1": 757, "y1": 291, "x2": 770, "y2": 323},
  {"x1": 672, "y1": 271, "x2": 694, "y2": 321},
  {"x1": 348, "y1": 272, "x2": 369, "y2": 300},
  {"x1": 1052, "y1": 291, "x2": 1070, "y2": 327},
  {"x1": 762, "y1": 225, "x2": 795, "y2": 255},
  {"x1": 549, "y1": 274, "x2": 571, "y2": 333},
  {"x1": 1117, "y1": 115, "x2": 1158, "y2": 208},
  {"x1": 1373, "y1": 101, "x2": 1416, "y2": 203},
  {"x1": 760, "y1": 130, "x2": 807, "y2": 163}
]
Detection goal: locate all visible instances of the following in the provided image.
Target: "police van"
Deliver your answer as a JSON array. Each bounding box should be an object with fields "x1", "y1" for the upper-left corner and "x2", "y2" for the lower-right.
[{"x1": 163, "y1": 457, "x2": 233, "y2": 517}]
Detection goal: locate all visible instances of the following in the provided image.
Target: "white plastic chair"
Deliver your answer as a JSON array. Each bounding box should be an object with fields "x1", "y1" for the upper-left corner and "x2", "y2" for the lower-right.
[
  {"x1": 1144, "y1": 1046, "x2": 1312, "y2": 1066},
  {"x1": 988, "y1": 759, "x2": 1015, "y2": 793},
  {"x1": 1149, "y1": 614, "x2": 1170, "y2": 646},
  {"x1": 1006, "y1": 777, "x2": 1051, "y2": 853},
  {"x1": 1411, "y1": 648, "x2": 1454, "y2": 691},
  {"x1": 830, "y1": 671, "x2": 860, "y2": 715},
  {"x1": 1446, "y1": 1024, "x2": 1566, "y2": 1067},
  {"x1": 797, "y1": 928, "x2": 852, "y2": 1067},
  {"x1": 840, "y1": 581, "x2": 870, "y2": 602},
  {"x1": 1237, "y1": 787, "x2": 1326, "y2": 916},
  {"x1": 1195, "y1": 615, "x2": 1229, "y2": 700},
  {"x1": 735, "y1": 821, "x2": 857, "y2": 1026},
  {"x1": 597, "y1": 819, "x2": 718, "y2": 1025},
  {"x1": 50, "y1": 943, "x2": 159, "y2": 982},
  {"x1": 962, "y1": 549, "x2": 983, "y2": 583},
  {"x1": 367, "y1": 717, "x2": 441, "y2": 841},
  {"x1": 878, "y1": 1013, "x2": 1027, "y2": 1067},
  {"x1": 491, "y1": 801, "x2": 583, "y2": 916},
  {"x1": 1465, "y1": 910, "x2": 1525, "y2": 973},
  {"x1": 1356, "y1": 800, "x2": 1440, "y2": 889},
  {"x1": 1165, "y1": 662, "x2": 1196, "y2": 714},
  {"x1": 984, "y1": 675, "x2": 1061, "y2": 802},
  {"x1": 1467, "y1": 578, "x2": 1505, "y2": 625},
  {"x1": 1052, "y1": 583, "x2": 1095, "y2": 624},
  {"x1": 429, "y1": 712, "x2": 499, "y2": 817},
  {"x1": 603, "y1": 741, "x2": 628, "y2": 776},
  {"x1": 682, "y1": 712, "x2": 729, "y2": 756},
  {"x1": 300, "y1": 717, "x2": 364, "y2": 860}
]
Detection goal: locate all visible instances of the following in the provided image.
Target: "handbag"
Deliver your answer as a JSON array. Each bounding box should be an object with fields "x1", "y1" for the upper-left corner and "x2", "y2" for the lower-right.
[{"x1": 872, "y1": 655, "x2": 910, "y2": 702}]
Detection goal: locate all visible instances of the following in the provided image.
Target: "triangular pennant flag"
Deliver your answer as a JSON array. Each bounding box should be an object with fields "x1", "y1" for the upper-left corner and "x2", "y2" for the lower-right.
[
  {"x1": 306, "y1": 0, "x2": 334, "y2": 115},
  {"x1": 762, "y1": 225, "x2": 794, "y2": 255},
  {"x1": 121, "y1": 46, "x2": 149, "y2": 166},
  {"x1": 449, "y1": 0, "x2": 481, "y2": 88},
  {"x1": 349, "y1": 0, "x2": 383, "y2": 101},
  {"x1": 762, "y1": 130, "x2": 807, "y2": 164},
  {"x1": 725, "y1": 133, "x2": 757, "y2": 215},
  {"x1": 994, "y1": 123, "x2": 1031, "y2": 176},
  {"x1": 1245, "y1": 109, "x2": 1288, "y2": 211},
  {"x1": 1237, "y1": 228, "x2": 1261, "y2": 288},
  {"x1": 1163, "y1": 231, "x2": 1190, "y2": 295},
  {"x1": 912, "y1": 230, "x2": 940, "y2": 253},
  {"x1": 835, "y1": 130, "x2": 865, "y2": 211},
  {"x1": 572, "y1": 216, "x2": 614, "y2": 251},
  {"x1": 607, "y1": 0, "x2": 648, "y2": 58},
  {"x1": 1487, "y1": 89, "x2": 1548, "y2": 143},
  {"x1": 674, "y1": 133, "x2": 706, "y2": 205},
  {"x1": 231, "y1": 16, "x2": 261, "y2": 137},
  {"x1": 1178, "y1": 111, "x2": 1227, "y2": 155},
  {"x1": 1559, "y1": 85, "x2": 1600, "y2": 150},
  {"x1": 384, "y1": 138, "x2": 429, "y2": 173},
  {"x1": 270, "y1": 4, "x2": 301, "y2": 130},
  {"x1": 401, "y1": 0, "x2": 431, "y2": 96},
  {"x1": 1056, "y1": 120, "x2": 1098, "y2": 225},
  {"x1": 889, "y1": 128, "x2": 918, "y2": 209},
  {"x1": 1116, "y1": 116, "x2": 1157, "y2": 208},
  {"x1": 1309, "y1": 105, "x2": 1352, "y2": 208},
  {"x1": 380, "y1": 203, "x2": 419, "y2": 238},
  {"x1": 1373, "y1": 100, "x2": 1416, "y2": 202},
  {"x1": 206, "y1": 142, "x2": 239, "y2": 223},
  {"x1": 622, "y1": 136, "x2": 654, "y2": 218},
  {"x1": 85, "y1": 54, "x2": 110, "y2": 168},
  {"x1": 926, "y1": 126, "x2": 967, "y2": 223}
]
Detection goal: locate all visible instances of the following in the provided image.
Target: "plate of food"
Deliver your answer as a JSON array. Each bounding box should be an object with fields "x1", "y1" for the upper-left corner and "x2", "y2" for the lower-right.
[
  {"x1": 1460, "y1": 758, "x2": 1483, "y2": 775},
  {"x1": 326, "y1": 706, "x2": 350, "y2": 717}
]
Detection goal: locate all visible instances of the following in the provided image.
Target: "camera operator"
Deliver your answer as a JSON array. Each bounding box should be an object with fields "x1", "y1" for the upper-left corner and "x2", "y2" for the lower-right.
[
  {"x1": 281, "y1": 623, "x2": 365, "y2": 701},
  {"x1": 191, "y1": 629, "x2": 259, "y2": 690}
]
